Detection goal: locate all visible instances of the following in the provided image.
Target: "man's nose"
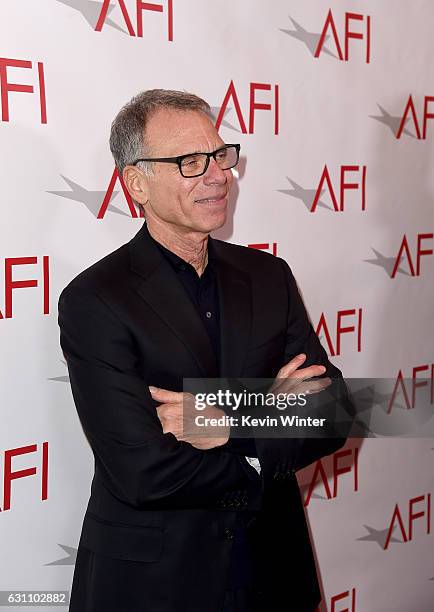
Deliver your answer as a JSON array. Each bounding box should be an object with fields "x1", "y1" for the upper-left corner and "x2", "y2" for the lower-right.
[{"x1": 203, "y1": 157, "x2": 228, "y2": 185}]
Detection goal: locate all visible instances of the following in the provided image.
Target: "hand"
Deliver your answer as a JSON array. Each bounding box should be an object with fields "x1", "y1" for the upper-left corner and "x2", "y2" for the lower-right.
[
  {"x1": 270, "y1": 353, "x2": 331, "y2": 396},
  {"x1": 149, "y1": 386, "x2": 230, "y2": 450}
]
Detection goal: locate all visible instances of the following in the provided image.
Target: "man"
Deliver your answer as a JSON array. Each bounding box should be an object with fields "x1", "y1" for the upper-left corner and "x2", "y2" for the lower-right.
[{"x1": 58, "y1": 89, "x2": 348, "y2": 612}]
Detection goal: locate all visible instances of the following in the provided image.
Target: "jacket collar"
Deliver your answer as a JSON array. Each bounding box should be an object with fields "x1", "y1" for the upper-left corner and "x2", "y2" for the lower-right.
[{"x1": 128, "y1": 222, "x2": 252, "y2": 377}]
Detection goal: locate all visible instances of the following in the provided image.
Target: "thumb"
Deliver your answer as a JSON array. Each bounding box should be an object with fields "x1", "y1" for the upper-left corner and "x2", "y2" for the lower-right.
[{"x1": 149, "y1": 386, "x2": 183, "y2": 403}]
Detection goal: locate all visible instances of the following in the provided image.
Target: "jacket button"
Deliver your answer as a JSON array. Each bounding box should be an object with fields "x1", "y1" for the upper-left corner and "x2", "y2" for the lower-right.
[
  {"x1": 246, "y1": 516, "x2": 257, "y2": 529},
  {"x1": 223, "y1": 528, "x2": 234, "y2": 540}
]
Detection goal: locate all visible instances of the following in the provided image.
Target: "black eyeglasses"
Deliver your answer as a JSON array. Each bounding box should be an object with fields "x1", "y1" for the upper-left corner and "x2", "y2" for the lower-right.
[{"x1": 132, "y1": 143, "x2": 240, "y2": 178}]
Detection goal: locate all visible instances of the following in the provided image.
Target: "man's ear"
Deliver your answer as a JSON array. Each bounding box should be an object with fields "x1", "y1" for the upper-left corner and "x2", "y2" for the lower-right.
[{"x1": 122, "y1": 166, "x2": 150, "y2": 206}]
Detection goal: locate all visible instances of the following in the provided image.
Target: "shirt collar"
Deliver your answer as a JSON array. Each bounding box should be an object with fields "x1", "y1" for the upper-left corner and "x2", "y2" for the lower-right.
[{"x1": 147, "y1": 225, "x2": 216, "y2": 275}]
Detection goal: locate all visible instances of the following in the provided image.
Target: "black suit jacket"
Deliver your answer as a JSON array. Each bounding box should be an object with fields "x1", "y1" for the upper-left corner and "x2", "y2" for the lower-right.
[{"x1": 58, "y1": 222, "x2": 347, "y2": 612}]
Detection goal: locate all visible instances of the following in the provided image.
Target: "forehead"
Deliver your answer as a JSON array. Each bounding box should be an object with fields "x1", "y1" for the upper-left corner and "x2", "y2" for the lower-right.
[{"x1": 144, "y1": 108, "x2": 224, "y2": 156}]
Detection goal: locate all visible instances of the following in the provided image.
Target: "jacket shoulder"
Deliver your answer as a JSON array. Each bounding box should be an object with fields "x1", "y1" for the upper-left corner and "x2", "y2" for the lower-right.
[
  {"x1": 60, "y1": 242, "x2": 130, "y2": 298},
  {"x1": 212, "y1": 238, "x2": 288, "y2": 274}
]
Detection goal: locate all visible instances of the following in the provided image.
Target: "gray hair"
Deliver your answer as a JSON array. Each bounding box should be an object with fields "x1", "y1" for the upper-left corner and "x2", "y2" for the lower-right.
[{"x1": 109, "y1": 89, "x2": 210, "y2": 176}]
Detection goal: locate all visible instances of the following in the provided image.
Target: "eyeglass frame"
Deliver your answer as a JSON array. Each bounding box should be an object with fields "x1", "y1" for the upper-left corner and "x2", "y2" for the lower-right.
[{"x1": 131, "y1": 143, "x2": 241, "y2": 178}]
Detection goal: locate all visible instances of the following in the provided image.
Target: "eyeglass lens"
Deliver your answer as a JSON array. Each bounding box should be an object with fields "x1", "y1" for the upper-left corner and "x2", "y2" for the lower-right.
[{"x1": 180, "y1": 146, "x2": 238, "y2": 177}]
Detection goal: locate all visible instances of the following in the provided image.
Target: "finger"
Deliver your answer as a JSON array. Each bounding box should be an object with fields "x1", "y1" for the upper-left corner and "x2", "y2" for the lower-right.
[
  {"x1": 277, "y1": 353, "x2": 307, "y2": 378},
  {"x1": 297, "y1": 377, "x2": 332, "y2": 395},
  {"x1": 271, "y1": 365, "x2": 327, "y2": 394},
  {"x1": 270, "y1": 354, "x2": 306, "y2": 392},
  {"x1": 291, "y1": 364, "x2": 327, "y2": 380},
  {"x1": 149, "y1": 386, "x2": 185, "y2": 403},
  {"x1": 156, "y1": 404, "x2": 183, "y2": 419},
  {"x1": 156, "y1": 409, "x2": 183, "y2": 431},
  {"x1": 161, "y1": 421, "x2": 183, "y2": 437}
]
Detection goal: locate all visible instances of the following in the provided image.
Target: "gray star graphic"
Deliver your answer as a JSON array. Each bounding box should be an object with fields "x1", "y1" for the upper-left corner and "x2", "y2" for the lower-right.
[
  {"x1": 342, "y1": 384, "x2": 377, "y2": 437},
  {"x1": 351, "y1": 384, "x2": 379, "y2": 412},
  {"x1": 375, "y1": 390, "x2": 409, "y2": 414},
  {"x1": 318, "y1": 383, "x2": 377, "y2": 438},
  {"x1": 364, "y1": 247, "x2": 410, "y2": 277},
  {"x1": 347, "y1": 380, "x2": 430, "y2": 438},
  {"x1": 47, "y1": 175, "x2": 130, "y2": 218},
  {"x1": 209, "y1": 106, "x2": 239, "y2": 132},
  {"x1": 299, "y1": 482, "x2": 327, "y2": 501},
  {"x1": 357, "y1": 524, "x2": 401, "y2": 549},
  {"x1": 352, "y1": 381, "x2": 409, "y2": 415},
  {"x1": 280, "y1": 16, "x2": 336, "y2": 58},
  {"x1": 56, "y1": 0, "x2": 128, "y2": 34},
  {"x1": 370, "y1": 104, "x2": 414, "y2": 138},
  {"x1": 277, "y1": 177, "x2": 332, "y2": 211},
  {"x1": 45, "y1": 544, "x2": 77, "y2": 566},
  {"x1": 48, "y1": 360, "x2": 69, "y2": 383},
  {"x1": 310, "y1": 492, "x2": 327, "y2": 501},
  {"x1": 48, "y1": 374, "x2": 70, "y2": 382},
  {"x1": 317, "y1": 334, "x2": 326, "y2": 347}
]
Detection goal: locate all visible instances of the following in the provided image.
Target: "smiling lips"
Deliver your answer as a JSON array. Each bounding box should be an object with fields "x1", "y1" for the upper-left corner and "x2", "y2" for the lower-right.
[{"x1": 195, "y1": 193, "x2": 227, "y2": 204}]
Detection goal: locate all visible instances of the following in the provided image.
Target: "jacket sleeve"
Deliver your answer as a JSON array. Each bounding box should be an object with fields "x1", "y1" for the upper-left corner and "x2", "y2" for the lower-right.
[
  {"x1": 253, "y1": 258, "x2": 353, "y2": 478},
  {"x1": 58, "y1": 285, "x2": 258, "y2": 510}
]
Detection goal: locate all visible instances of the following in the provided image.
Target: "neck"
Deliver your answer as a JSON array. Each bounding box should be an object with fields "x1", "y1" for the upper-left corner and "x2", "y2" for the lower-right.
[{"x1": 146, "y1": 218, "x2": 209, "y2": 276}]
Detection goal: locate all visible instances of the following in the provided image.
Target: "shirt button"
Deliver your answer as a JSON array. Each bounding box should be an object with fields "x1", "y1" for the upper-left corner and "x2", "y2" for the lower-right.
[
  {"x1": 205, "y1": 311, "x2": 212, "y2": 319},
  {"x1": 223, "y1": 528, "x2": 234, "y2": 540}
]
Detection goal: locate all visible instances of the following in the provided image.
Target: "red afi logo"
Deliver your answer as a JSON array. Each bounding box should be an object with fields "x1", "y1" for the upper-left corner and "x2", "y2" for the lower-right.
[
  {"x1": 304, "y1": 446, "x2": 359, "y2": 507},
  {"x1": 0, "y1": 257, "x2": 50, "y2": 320},
  {"x1": 315, "y1": 308, "x2": 363, "y2": 356},
  {"x1": 312, "y1": 165, "x2": 367, "y2": 213},
  {"x1": 95, "y1": 0, "x2": 173, "y2": 40},
  {"x1": 396, "y1": 95, "x2": 434, "y2": 139},
  {"x1": 315, "y1": 10, "x2": 371, "y2": 63},
  {"x1": 0, "y1": 57, "x2": 47, "y2": 123},
  {"x1": 384, "y1": 493, "x2": 431, "y2": 550},
  {"x1": 0, "y1": 443, "x2": 49, "y2": 512},
  {"x1": 215, "y1": 80, "x2": 279, "y2": 135},
  {"x1": 391, "y1": 233, "x2": 433, "y2": 278}
]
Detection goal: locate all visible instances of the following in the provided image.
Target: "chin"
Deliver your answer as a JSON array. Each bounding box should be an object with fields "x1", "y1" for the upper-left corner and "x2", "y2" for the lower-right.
[{"x1": 197, "y1": 211, "x2": 227, "y2": 234}]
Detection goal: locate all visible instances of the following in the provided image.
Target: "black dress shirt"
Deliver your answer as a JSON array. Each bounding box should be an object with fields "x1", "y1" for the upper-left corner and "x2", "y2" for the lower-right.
[
  {"x1": 151, "y1": 235, "x2": 221, "y2": 370},
  {"x1": 149, "y1": 230, "x2": 256, "y2": 591}
]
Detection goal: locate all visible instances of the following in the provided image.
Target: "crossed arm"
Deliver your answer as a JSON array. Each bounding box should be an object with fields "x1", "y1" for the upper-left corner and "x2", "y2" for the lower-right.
[
  {"x1": 59, "y1": 258, "x2": 350, "y2": 511},
  {"x1": 58, "y1": 286, "x2": 259, "y2": 510},
  {"x1": 154, "y1": 258, "x2": 352, "y2": 477}
]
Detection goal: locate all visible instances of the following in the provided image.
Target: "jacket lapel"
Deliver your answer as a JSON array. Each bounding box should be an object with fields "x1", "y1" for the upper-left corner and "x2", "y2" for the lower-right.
[
  {"x1": 128, "y1": 223, "x2": 218, "y2": 377},
  {"x1": 128, "y1": 223, "x2": 253, "y2": 378}
]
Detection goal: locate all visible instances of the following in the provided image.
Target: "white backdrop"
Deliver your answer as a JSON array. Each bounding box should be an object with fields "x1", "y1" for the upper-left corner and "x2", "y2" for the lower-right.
[{"x1": 1, "y1": 1, "x2": 433, "y2": 610}]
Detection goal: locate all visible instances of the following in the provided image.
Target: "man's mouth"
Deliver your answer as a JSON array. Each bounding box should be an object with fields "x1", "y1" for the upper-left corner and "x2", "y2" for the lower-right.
[{"x1": 195, "y1": 194, "x2": 227, "y2": 204}]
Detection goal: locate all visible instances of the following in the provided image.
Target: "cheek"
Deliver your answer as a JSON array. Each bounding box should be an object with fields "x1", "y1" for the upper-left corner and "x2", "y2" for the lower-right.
[
  {"x1": 180, "y1": 179, "x2": 202, "y2": 204},
  {"x1": 227, "y1": 170, "x2": 234, "y2": 188},
  {"x1": 150, "y1": 182, "x2": 171, "y2": 209},
  {"x1": 151, "y1": 172, "x2": 185, "y2": 207}
]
